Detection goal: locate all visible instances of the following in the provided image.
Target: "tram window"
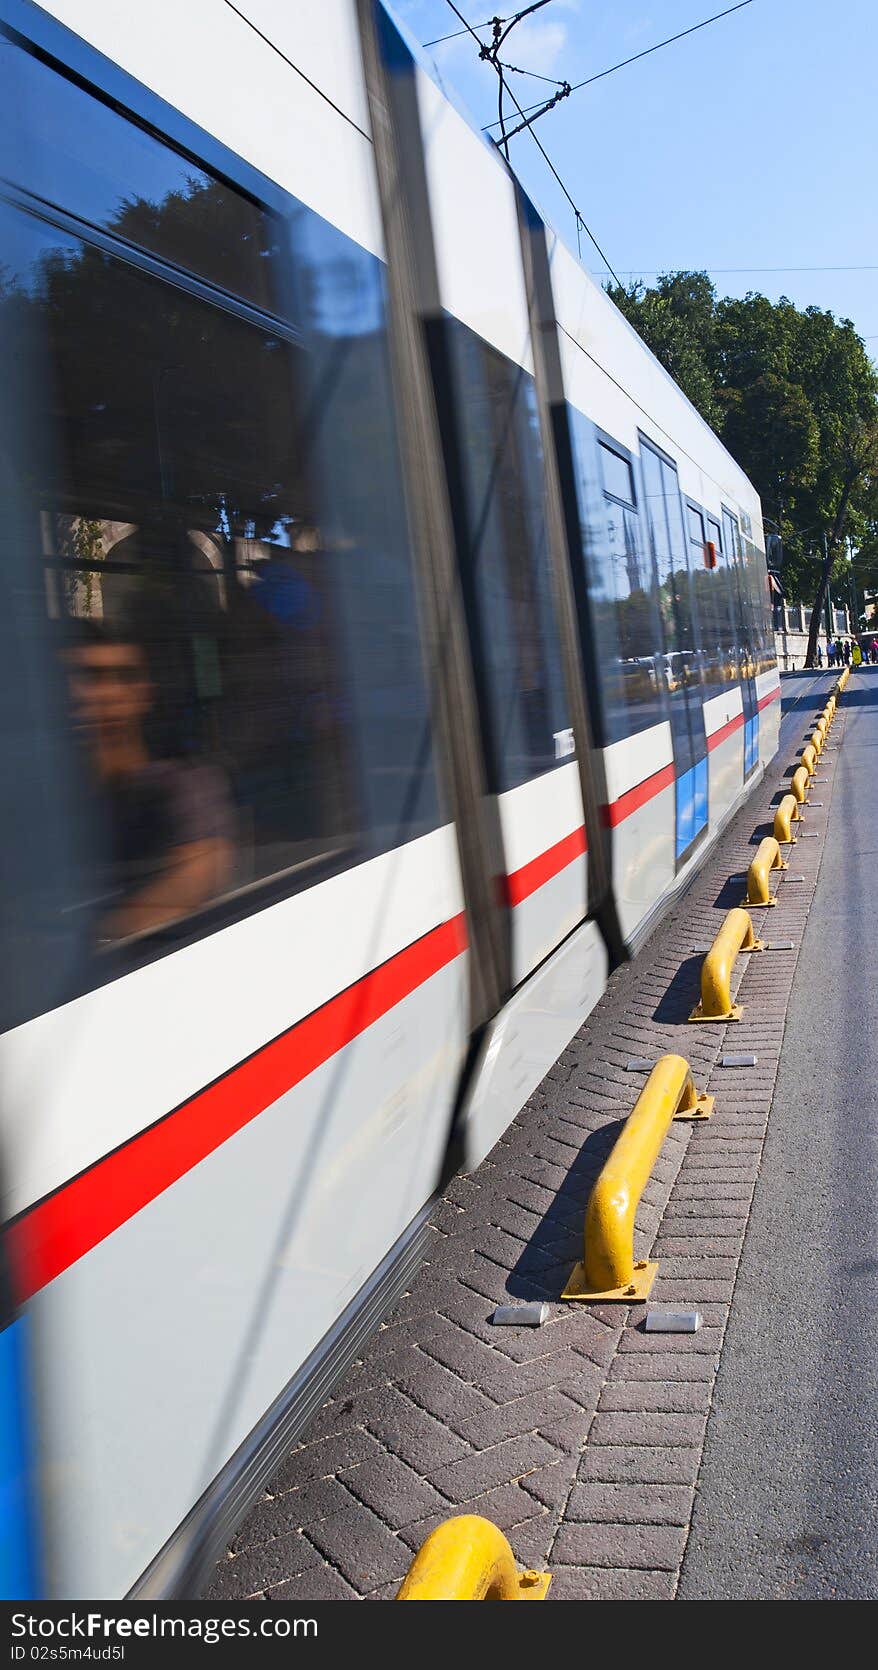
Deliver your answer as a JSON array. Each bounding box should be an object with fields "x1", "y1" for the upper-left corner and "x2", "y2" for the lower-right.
[
  {"x1": 568, "y1": 414, "x2": 665, "y2": 745},
  {"x1": 599, "y1": 442, "x2": 635, "y2": 508},
  {"x1": 723, "y1": 507, "x2": 753, "y2": 678},
  {"x1": 688, "y1": 502, "x2": 727, "y2": 690},
  {"x1": 446, "y1": 325, "x2": 571, "y2": 792},
  {"x1": 0, "y1": 36, "x2": 277, "y2": 310},
  {"x1": 687, "y1": 505, "x2": 705, "y2": 545},
  {"x1": 1, "y1": 186, "x2": 439, "y2": 972},
  {"x1": 707, "y1": 512, "x2": 737, "y2": 686},
  {"x1": 641, "y1": 446, "x2": 701, "y2": 669}
]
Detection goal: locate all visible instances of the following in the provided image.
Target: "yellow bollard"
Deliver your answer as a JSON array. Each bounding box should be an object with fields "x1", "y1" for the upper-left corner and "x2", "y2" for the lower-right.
[
  {"x1": 801, "y1": 744, "x2": 818, "y2": 777},
  {"x1": 773, "y1": 794, "x2": 801, "y2": 844},
  {"x1": 744, "y1": 836, "x2": 787, "y2": 907},
  {"x1": 689, "y1": 907, "x2": 763, "y2": 1023},
  {"x1": 809, "y1": 729, "x2": 823, "y2": 756},
  {"x1": 790, "y1": 765, "x2": 810, "y2": 804},
  {"x1": 561, "y1": 1055, "x2": 713, "y2": 1303},
  {"x1": 396, "y1": 1517, "x2": 551, "y2": 1599}
]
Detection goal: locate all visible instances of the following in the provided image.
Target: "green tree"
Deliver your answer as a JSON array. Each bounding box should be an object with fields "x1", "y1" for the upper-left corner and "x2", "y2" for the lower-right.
[
  {"x1": 606, "y1": 271, "x2": 721, "y2": 428},
  {"x1": 607, "y1": 273, "x2": 878, "y2": 664}
]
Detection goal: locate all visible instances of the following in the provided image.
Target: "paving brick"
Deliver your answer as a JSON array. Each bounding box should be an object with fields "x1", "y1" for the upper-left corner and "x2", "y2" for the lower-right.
[
  {"x1": 648, "y1": 1279, "x2": 736, "y2": 1302},
  {"x1": 458, "y1": 1387, "x2": 582, "y2": 1449},
  {"x1": 397, "y1": 1483, "x2": 543, "y2": 1546},
  {"x1": 670, "y1": 1183, "x2": 753, "y2": 1200},
  {"x1": 548, "y1": 1565, "x2": 675, "y2": 1600},
  {"x1": 519, "y1": 1461, "x2": 576, "y2": 1510},
  {"x1": 500, "y1": 1511, "x2": 554, "y2": 1569},
  {"x1": 339, "y1": 1451, "x2": 447, "y2": 1527},
  {"x1": 269, "y1": 1428, "x2": 382, "y2": 1494},
  {"x1": 618, "y1": 1326, "x2": 725, "y2": 1355},
  {"x1": 552, "y1": 1521, "x2": 688, "y2": 1570},
  {"x1": 306, "y1": 1505, "x2": 412, "y2": 1591},
  {"x1": 611, "y1": 1352, "x2": 718, "y2": 1382},
  {"x1": 359, "y1": 1385, "x2": 470, "y2": 1471},
  {"x1": 577, "y1": 1444, "x2": 701, "y2": 1486},
  {"x1": 565, "y1": 1481, "x2": 694, "y2": 1525},
  {"x1": 568, "y1": 1315, "x2": 620, "y2": 1369},
  {"x1": 480, "y1": 1345, "x2": 599, "y2": 1403},
  {"x1": 428, "y1": 1434, "x2": 559, "y2": 1501},
  {"x1": 598, "y1": 1380, "x2": 711, "y2": 1415},
  {"x1": 661, "y1": 1201, "x2": 749, "y2": 1221},
  {"x1": 654, "y1": 1256, "x2": 739, "y2": 1279},
  {"x1": 392, "y1": 1351, "x2": 496, "y2": 1431},
  {"x1": 589, "y1": 1409, "x2": 706, "y2": 1450},
  {"x1": 229, "y1": 1477, "x2": 358, "y2": 1547},
  {"x1": 206, "y1": 1530, "x2": 324, "y2": 1598},
  {"x1": 267, "y1": 1563, "x2": 361, "y2": 1601},
  {"x1": 656, "y1": 1236, "x2": 744, "y2": 1257}
]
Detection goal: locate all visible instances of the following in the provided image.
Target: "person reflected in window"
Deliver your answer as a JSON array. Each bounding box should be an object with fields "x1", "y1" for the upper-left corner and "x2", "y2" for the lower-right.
[{"x1": 63, "y1": 621, "x2": 234, "y2": 942}]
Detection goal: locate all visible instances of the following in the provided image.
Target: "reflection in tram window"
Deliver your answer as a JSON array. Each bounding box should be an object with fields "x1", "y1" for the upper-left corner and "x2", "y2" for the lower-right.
[
  {"x1": 445, "y1": 326, "x2": 571, "y2": 793},
  {"x1": 0, "y1": 38, "x2": 279, "y2": 309},
  {"x1": 568, "y1": 422, "x2": 667, "y2": 745},
  {"x1": 688, "y1": 501, "x2": 733, "y2": 691},
  {"x1": 0, "y1": 73, "x2": 441, "y2": 978},
  {"x1": 62, "y1": 620, "x2": 235, "y2": 943}
]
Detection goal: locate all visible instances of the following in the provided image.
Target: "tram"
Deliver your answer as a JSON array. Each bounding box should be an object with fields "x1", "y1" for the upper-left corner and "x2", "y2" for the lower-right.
[{"x1": 0, "y1": 0, "x2": 778, "y2": 1597}]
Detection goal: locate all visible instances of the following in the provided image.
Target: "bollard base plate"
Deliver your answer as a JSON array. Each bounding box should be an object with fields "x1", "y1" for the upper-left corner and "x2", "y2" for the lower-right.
[
  {"x1": 562, "y1": 1259, "x2": 658, "y2": 1302},
  {"x1": 743, "y1": 895, "x2": 777, "y2": 907},
  {"x1": 516, "y1": 1571, "x2": 552, "y2": 1599},
  {"x1": 688, "y1": 1002, "x2": 743, "y2": 1023},
  {"x1": 673, "y1": 1093, "x2": 714, "y2": 1121}
]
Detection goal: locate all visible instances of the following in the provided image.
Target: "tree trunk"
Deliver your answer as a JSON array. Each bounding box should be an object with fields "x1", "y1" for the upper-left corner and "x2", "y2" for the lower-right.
[{"x1": 804, "y1": 469, "x2": 858, "y2": 666}]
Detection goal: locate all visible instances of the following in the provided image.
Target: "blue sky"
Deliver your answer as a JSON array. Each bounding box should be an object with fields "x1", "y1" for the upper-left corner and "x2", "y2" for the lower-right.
[{"x1": 394, "y1": 1, "x2": 878, "y2": 357}]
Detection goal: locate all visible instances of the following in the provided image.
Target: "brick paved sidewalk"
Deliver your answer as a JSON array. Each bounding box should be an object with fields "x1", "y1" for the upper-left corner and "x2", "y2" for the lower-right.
[{"x1": 207, "y1": 686, "x2": 841, "y2": 1601}]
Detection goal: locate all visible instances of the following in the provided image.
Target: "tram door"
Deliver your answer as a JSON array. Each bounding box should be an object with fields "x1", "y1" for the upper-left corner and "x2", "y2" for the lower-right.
[
  {"x1": 640, "y1": 441, "x2": 708, "y2": 864},
  {"x1": 722, "y1": 507, "x2": 759, "y2": 777}
]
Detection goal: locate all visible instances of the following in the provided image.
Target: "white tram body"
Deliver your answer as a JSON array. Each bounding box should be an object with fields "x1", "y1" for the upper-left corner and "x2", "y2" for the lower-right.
[{"x1": 0, "y1": 0, "x2": 779, "y2": 1597}]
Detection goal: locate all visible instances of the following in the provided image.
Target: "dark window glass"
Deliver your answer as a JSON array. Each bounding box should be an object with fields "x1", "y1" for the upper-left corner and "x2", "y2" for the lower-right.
[
  {"x1": 0, "y1": 178, "x2": 439, "y2": 989},
  {"x1": 722, "y1": 507, "x2": 753, "y2": 685},
  {"x1": 744, "y1": 535, "x2": 772, "y2": 671},
  {"x1": 687, "y1": 504, "x2": 705, "y2": 545},
  {"x1": 569, "y1": 411, "x2": 667, "y2": 744},
  {"x1": 705, "y1": 512, "x2": 737, "y2": 687},
  {"x1": 690, "y1": 505, "x2": 730, "y2": 692},
  {"x1": 599, "y1": 441, "x2": 635, "y2": 507},
  {"x1": 0, "y1": 36, "x2": 278, "y2": 309},
  {"x1": 640, "y1": 444, "x2": 706, "y2": 771},
  {"x1": 447, "y1": 323, "x2": 570, "y2": 792}
]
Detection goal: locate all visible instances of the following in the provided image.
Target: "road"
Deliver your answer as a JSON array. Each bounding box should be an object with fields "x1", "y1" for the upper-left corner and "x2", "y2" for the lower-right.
[{"x1": 679, "y1": 668, "x2": 878, "y2": 1600}]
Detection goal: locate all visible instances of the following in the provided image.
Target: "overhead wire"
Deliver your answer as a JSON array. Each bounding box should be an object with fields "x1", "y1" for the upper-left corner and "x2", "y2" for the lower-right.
[
  {"x1": 496, "y1": 60, "x2": 569, "y2": 86},
  {"x1": 423, "y1": 12, "x2": 510, "y2": 47},
  {"x1": 593, "y1": 266, "x2": 878, "y2": 278},
  {"x1": 440, "y1": 2, "x2": 622, "y2": 282},
  {"x1": 483, "y1": 0, "x2": 758, "y2": 130}
]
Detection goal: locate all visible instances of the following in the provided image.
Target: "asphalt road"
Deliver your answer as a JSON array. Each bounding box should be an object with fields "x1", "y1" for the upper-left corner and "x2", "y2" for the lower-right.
[{"x1": 679, "y1": 668, "x2": 878, "y2": 1599}]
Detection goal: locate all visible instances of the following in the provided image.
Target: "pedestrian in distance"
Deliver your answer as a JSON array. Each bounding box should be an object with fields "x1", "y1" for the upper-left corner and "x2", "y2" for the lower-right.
[
  {"x1": 844, "y1": 639, "x2": 852, "y2": 665},
  {"x1": 871, "y1": 637, "x2": 878, "y2": 664},
  {"x1": 835, "y1": 638, "x2": 844, "y2": 666},
  {"x1": 815, "y1": 643, "x2": 823, "y2": 666},
  {"x1": 827, "y1": 641, "x2": 835, "y2": 667},
  {"x1": 852, "y1": 641, "x2": 863, "y2": 668}
]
